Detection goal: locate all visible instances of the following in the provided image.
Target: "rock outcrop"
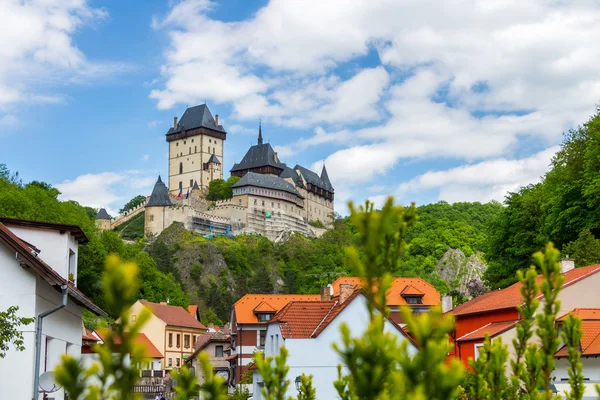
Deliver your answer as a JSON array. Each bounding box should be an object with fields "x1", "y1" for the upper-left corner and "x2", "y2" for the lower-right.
[{"x1": 435, "y1": 248, "x2": 489, "y2": 299}]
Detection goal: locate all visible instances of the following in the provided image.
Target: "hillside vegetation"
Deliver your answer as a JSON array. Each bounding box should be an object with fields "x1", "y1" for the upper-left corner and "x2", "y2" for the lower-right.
[{"x1": 485, "y1": 108, "x2": 600, "y2": 288}]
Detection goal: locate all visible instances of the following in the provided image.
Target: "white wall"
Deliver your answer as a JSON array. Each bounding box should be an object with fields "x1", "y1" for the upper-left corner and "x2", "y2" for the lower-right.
[
  {"x1": 254, "y1": 295, "x2": 416, "y2": 400},
  {"x1": 8, "y1": 226, "x2": 78, "y2": 281},
  {"x1": 554, "y1": 358, "x2": 600, "y2": 399}
]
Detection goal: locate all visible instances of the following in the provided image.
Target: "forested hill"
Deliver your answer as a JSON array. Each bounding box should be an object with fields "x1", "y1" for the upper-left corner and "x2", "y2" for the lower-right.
[
  {"x1": 0, "y1": 163, "x2": 502, "y2": 323},
  {"x1": 484, "y1": 109, "x2": 600, "y2": 288}
]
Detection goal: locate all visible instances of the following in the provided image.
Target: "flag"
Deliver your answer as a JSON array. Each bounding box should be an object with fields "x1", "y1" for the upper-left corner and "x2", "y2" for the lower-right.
[
  {"x1": 185, "y1": 189, "x2": 189, "y2": 199},
  {"x1": 178, "y1": 187, "x2": 182, "y2": 198}
]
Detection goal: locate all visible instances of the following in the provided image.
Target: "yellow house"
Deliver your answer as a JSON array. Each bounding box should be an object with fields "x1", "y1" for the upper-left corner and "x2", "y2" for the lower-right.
[{"x1": 126, "y1": 300, "x2": 207, "y2": 370}]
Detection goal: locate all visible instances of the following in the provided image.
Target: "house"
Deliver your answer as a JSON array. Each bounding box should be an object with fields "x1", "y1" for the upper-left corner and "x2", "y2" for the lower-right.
[
  {"x1": 330, "y1": 276, "x2": 442, "y2": 324},
  {"x1": 0, "y1": 218, "x2": 106, "y2": 400},
  {"x1": 554, "y1": 308, "x2": 600, "y2": 397},
  {"x1": 185, "y1": 327, "x2": 232, "y2": 386},
  {"x1": 229, "y1": 293, "x2": 320, "y2": 389},
  {"x1": 124, "y1": 300, "x2": 208, "y2": 372},
  {"x1": 449, "y1": 260, "x2": 600, "y2": 366},
  {"x1": 252, "y1": 287, "x2": 417, "y2": 399}
]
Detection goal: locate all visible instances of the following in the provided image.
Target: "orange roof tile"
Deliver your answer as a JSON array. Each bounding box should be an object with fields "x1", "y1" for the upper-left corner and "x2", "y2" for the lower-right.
[
  {"x1": 556, "y1": 320, "x2": 600, "y2": 357},
  {"x1": 456, "y1": 320, "x2": 518, "y2": 342},
  {"x1": 188, "y1": 305, "x2": 198, "y2": 318},
  {"x1": 273, "y1": 301, "x2": 338, "y2": 339},
  {"x1": 140, "y1": 300, "x2": 207, "y2": 330},
  {"x1": 93, "y1": 330, "x2": 163, "y2": 358},
  {"x1": 253, "y1": 302, "x2": 277, "y2": 313},
  {"x1": 233, "y1": 294, "x2": 321, "y2": 324},
  {"x1": 401, "y1": 285, "x2": 425, "y2": 296},
  {"x1": 82, "y1": 328, "x2": 99, "y2": 341},
  {"x1": 558, "y1": 308, "x2": 600, "y2": 321},
  {"x1": 452, "y1": 265, "x2": 600, "y2": 317},
  {"x1": 330, "y1": 277, "x2": 440, "y2": 307}
]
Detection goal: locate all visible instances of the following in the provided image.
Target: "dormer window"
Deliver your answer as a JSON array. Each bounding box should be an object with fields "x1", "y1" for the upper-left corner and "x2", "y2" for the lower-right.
[
  {"x1": 401, "y1": 285, "x2": 425, "y2": 305},
  {"x1": 257, "y1": 313, "x2": 273, "y2": 322}
]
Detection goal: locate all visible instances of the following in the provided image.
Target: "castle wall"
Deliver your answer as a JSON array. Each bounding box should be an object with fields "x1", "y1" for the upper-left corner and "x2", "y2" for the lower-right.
[{"x1": 305, "y1": 192, "x2": 334, "y2": 226}]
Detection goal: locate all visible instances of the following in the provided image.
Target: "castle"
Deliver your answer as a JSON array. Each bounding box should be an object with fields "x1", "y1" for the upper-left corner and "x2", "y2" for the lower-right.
[{"x1": 96, "y1": 104, "x2": 335, "y2": 241}]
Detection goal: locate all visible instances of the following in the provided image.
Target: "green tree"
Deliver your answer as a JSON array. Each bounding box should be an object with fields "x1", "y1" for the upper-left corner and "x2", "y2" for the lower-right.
[
  {"x1": 206, "y1": 176, "x2": 241, "y2": 201},
  {"x1": 119, "y1": 195, "x2": 146, "y2": 213},
  {"x1": 563, "y1": 229, "x2": 600, "y2": 268},
  {"x1": 0, "y1": 306, "x2": 34, "y2": 358}
]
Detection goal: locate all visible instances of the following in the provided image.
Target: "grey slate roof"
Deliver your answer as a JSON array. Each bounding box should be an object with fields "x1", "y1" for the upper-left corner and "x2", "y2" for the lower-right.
[
  {"x1": 320, "y1": 165, "x2": 333, "y2": 192},
  {"x1": 230, "y1": 143, "x2": 284, "y2": 173},
  {"x1": 96, "y1": 208, "x2": 111, "y2": 220},
  {"x1": 279, "y1": 165, "x2": 304, "y2": 187},
  {"x1": 232, "y1": 172, "x2": 303, "y2": 198},
  {"x1": 146, "y1": 176, "x2": 173, "y2": 207},
  {"x1": 166, "y1": 104, "x2": 226, "y2": 135},
  {"x1": 192, "y1": 180, "x2": 200, "y2": 190},
  {"x1": 208, "y1": 154, "x2": 221, "y2": 164},
  {"x1": 294, "y1": 165, "x2": 334, "y2": 192}
]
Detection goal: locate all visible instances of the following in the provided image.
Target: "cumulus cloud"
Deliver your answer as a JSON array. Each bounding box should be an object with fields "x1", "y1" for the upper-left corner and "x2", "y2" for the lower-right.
[
  {"x1": 0, "y1": 0, "x2": 131, "y2": 121},
  {"x1": 395, "y1": 146, "x2": 559, "y2": 203},
  {"x1": 150, "y1": 0, "x2": 600, "y2": 204},
  {"x1": 56, "y1": 171, "x2": 156, "y2": 216}
]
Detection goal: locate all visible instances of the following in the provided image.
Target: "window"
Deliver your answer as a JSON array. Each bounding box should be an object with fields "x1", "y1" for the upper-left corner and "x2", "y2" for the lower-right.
[
  {"x1": 184, "y1": 140, "x2": 186, "y2": 144},
  {"x1": 215, "y1": 345, "x2": 224, "y2": 357},
  {"x1": 239, "y1": 199, "x2": 242, "y2": 205},
  {"x1": 168, "y1": 358, "x2": 172, "y2": 367},
  {"x1": 275, "y1": 334, "x2": 279, "y2": 351},
  {"x1": 474, "y1": 343, "x2": 484, "y2": 360},
  {"x1": 262, "y1": 201, "x2": 265, "y2": 206},
  {"x1": 184, "y1": 335, "x2": 190, "y2": 348},
  {"x1": 270, "y1": 335, "x2": 274, "y2": 354},
  {"x1": 271, "y1": 202, "x2": 274, "y2": 207},
  {"x1": 176, "y1": 334, "x2": 181, "y2": 348},
  {"x1": 257, "y1": 313, "x2": 272, "y2": 322},
  {"x1": 192, "y1": 139, "x2": 194, "y2": 143},
  {"x1": 132, "y1": 315, "x2": 137, "y2": 322},
  {"x1": 149, "y1": 215, "x2": 154, "y2": 222},
  {"x1": 195, "y1": 146, "x2": 197, "y2": 153},
  {"x1": 208, "y1": 146, "x2": 211, "y2": 153},
  {"x1": 192, "y1": 335, "x2": 196, "y2": 346},
  {"x1": 176, "y1": 358, "x2": 180, "y2": 367},
  {"x1": 168, "y1": 333, "x2": 173, "y2": 348},
  {"x1": 213, "y1": 147, "x2": 215, "y2": 154},
  {"x1": 405, "y1": 296, "x2": 422, "y2": 305},
  {"x1": 278, "y1": 202, "x2": 280, "y2": 209},
  {"x1": 179, "y1": 181, "x2": 182, "y2": 190},
  {"x1": 190, "y1": 179, "x2": 193, "y2": 188},
  {"x1": 176, "y1": 142, "x2": 179, "y2": 146},
  {"x1": 189, "y1": 147, "x2": 191, "y2": 154},
  {"x1": 179, "y1": 162, "x2": 183, "y2": 174},
  {"x1": 259, "y1": 330, "x2": 266, "y2": 348},
  {"x1": 209, "y1": 139, "x2": 212, "y2": 143}
]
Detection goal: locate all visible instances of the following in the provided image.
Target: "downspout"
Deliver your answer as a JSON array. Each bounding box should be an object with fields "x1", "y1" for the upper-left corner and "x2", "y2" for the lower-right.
[{"x1": 32, "y1": 285, "x2": 68, "y2": 400}]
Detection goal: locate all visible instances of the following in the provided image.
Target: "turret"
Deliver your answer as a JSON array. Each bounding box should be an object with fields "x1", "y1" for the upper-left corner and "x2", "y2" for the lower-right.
[
  {"x1": 145, "y1": 175, "x2": 173, "y2": 236},
  {"x1": 258, "y1": 121, "x2": 263, "y2": 145},
  {"x1": 95, "y1": 208, "x2": 112, "y2": 231}
]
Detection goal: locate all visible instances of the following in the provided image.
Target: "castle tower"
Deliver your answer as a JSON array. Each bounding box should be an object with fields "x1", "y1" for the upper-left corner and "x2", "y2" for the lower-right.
[
  {"x1": 95, "y1": 208, "x2": 112, "y2": 231},
  {"x1": 144, "y1": 175, "x2": 173, "y2": 236},
  {"x1": 165, "y1": 104, "x2": 226, "y2": 195}
]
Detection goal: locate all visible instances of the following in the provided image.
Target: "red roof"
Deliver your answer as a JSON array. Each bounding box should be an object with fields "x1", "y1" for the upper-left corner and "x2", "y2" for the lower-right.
[
  {"x1": 253, "y1": 302, "x2": 277, "y2": 313},
  {"x1": 330, "y1": 277, "x2": 439, "y2": 306},
  {"x1": 140, "y1": 300, "x2": 207, "y2": 330},
  {"x1": 452, "y1": 265, "x2": 600, "y2": 317},
  {"x1": 233, "y1": 294, "x2": 321, "y2": 324},
  {"x1": 558, "y1": 308, "x2": 600, "y2": 321},
  {"x1": 556, "y1": 308, "x2": 600, "y2": 357},
  {"x1": 273, "y1": 301, "x2": 340, "y2": 339},
  {"x1": 401, "y1": 285, "x2": 425, "y2": 296},
  {"x1": 456, "y1": 320, "x2": 518, "y2": 342},
  {"x1": 83, "y1": 328, "x2": 99, "y2": 342},
  {"x1": 188, "y1": 305, "x2": 198, "y2": 319},
  {"x1": 0, "y1": 222, "x2": 105, "y2": 316},
  {"x1": 93, "y1": 330, "x2": 163, "y2": 358}
]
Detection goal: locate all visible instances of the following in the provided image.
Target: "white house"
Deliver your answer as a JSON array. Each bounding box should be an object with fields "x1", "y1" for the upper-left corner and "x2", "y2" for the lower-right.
[
  {"x1": 554, "y1": 308, "x2": 600, "y2": 399},
  {"x1": 252, "y1": 288, "x2": 417, "y2": 400},
  {"x1": 0, "y1": 218, "x2": 106, "y2": 400}
]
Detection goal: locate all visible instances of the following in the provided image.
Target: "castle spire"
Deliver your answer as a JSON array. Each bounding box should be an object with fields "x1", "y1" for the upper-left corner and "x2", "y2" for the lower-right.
[{"x1": 258, "y1": 120, "x2": 263, "y2": 145}]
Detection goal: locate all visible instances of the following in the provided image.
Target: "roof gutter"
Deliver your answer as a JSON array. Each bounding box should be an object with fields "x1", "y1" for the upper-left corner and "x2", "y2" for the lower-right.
[{"x1": 32, "y1": 285, "x2": 68, "y2": 400}]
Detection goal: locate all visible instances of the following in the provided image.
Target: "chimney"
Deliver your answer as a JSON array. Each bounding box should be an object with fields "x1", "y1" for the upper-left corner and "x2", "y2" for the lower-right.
[
  {"x1": 320, "y1": 285, "x2": 332, "y2": 301},
  {"x1": 339, "y1": 283, "x2": 355, "y2": 304},
  {"x1": 174, "y1": 116, "x2": 178, "y2": 128},
  {"x1": 441, "y1": 295, "x2": 453, "y2": 313},
  {"x1": 215, "y1": 114, "x2": 219, "y2": 126},
  {"x1": 560, "y1": 258, "x2": 575, "y2": 274}
]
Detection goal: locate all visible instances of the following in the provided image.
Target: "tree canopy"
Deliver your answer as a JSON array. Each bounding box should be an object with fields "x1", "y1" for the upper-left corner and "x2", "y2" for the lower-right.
[
  {"x1": 119, "y1": 195, "x2": 146, "y2": 213},
  {"x1": 206, "y1": 176, "x2": 240, "y2": 201}
]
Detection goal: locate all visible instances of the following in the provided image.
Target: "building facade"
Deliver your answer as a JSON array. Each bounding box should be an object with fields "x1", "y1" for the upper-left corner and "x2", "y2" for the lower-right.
[
  {"x1": 124, "y1": 300, "x2": 208, "y2": 371},
  {"x1": 186, "y1": 329, "x2": 232, "y2": 386},
  {"x1": 0, "y1": 218, "x2": 105, "y2": 400}
]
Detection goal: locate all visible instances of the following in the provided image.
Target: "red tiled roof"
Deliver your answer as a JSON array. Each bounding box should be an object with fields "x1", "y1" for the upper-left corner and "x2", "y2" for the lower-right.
[
  {"x1": 93, "y1": 329, "x2": 163, "y2": 358},
  {"x1": 452, "y1": 265, "x2": 600, "y2": 317},
  {"x1": 401, "y1": 285, "x2": 424, "y2": 296},
  {"x1": 330, "y1": 277, "x2": 440, "y2": 306},
  {"x1": 272, "y1": 300, "x2": 339, "y2": 339},
  {"x1": 0, "y1": 222, "x2": 106, "y2": 316},
  {"x1": 456, "y1": 320, "x2": 518, "y2": 342},
  {"x1": 140, "y1": 300, "x2": 207, "y2": 330},
  {"x1": 233, "y1": 294, "x2": 321, "y2": 324},
  {"x1": 83, "y1": 328, "x2": 99, "y2": 341},
  {"x1": 556, "y1": 320, "x2": 600, "y2": 357}
]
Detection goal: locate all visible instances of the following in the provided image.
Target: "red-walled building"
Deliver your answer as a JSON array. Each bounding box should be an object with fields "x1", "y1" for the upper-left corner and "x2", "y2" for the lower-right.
[{"x1": 449, "y1": 263, "x2": 600, "y2": 367}]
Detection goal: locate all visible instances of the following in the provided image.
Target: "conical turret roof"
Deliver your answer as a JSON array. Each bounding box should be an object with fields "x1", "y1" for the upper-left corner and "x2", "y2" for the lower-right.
[
  {"x1": 96, "y1": 208, "x2": 111, "y2": 220},
  {"x1": 192, "y1": 180, "x2": 200, "y2": 190},
  {"x1": 320, "y1": 164, "x2": 333, "y2": 192},
  {"x1": 146, "y1": 176, "x2": 173, "y2": 207}
]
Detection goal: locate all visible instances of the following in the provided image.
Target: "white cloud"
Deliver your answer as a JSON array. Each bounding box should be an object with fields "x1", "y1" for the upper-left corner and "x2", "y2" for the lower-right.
[
  {"x1": 226, "y1": 124, "x2": 257, "y2": 135},
  {"x1": 395, "y1": 146, "x2": 559, "y2": 203},
  {"x1": 0, "y1": 0, "x2": 131, "y2": 120},
  {"x1": 56, "y1": 171, "x2": 156, "y2": 216}
]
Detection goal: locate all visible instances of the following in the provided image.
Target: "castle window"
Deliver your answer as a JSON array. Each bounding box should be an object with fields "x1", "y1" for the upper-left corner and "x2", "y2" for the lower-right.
[
  {"x1": 208, "y1": 146, "x2": 211, "y2": 153},
  {"x1": 262, "y1": 201, "x2": 265, "y2": 206},
  {"x1": 192, "y1": 139, "x2": 194, "y2": 142},
  {"x1": 213, "y1": 148, "x2": 215, "y2": 154},
  {"x1": 209, "y1": 139, "x2": 212, "y2": 143},
  {"x1": 184, "y1": 140, "x2": 186, "y2": 144},
  {"x1": 189, "y1": 147, "x2": 191, "y2": 154},
  {"x1": 254, "y1": 199, "x2": 257, "y2": 205},
  {"x1": 179, "y1": 181, "x2": 182, "y2": 190},
  {"x1": 195, "y1": 146, "x2": 197, "y2": 153},
  {"x1": 179, "y1": 162, "x2": 183, "y2": 174},
  {"x1": 239, "y1": 199, "x2": 242, "y2": 205},
  {"x1": 176, "y1": 142, "x2": 179, "y2": 146},
  {"x1": 190, "y1": 179, "x2": 193, "y2": 187},
  {"x1": 149, "y1": 215, "x2": 154, "y2": 222},
  {"x1": 278, "y1": 203, "x2": 280, "y2": 209}
]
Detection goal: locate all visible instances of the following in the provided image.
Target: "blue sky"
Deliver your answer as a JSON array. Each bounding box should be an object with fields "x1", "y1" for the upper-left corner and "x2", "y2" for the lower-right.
[{"x1": 1, "y1": 0, "x2": 599, "y2": 215}]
